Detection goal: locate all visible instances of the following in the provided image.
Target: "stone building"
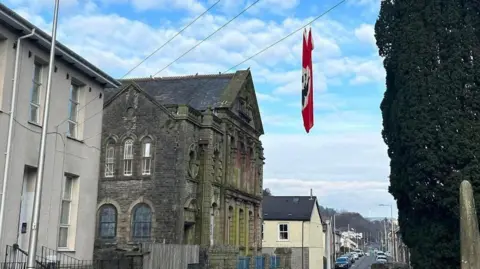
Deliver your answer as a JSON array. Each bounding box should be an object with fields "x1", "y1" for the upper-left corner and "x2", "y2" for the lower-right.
[{"x1": 95, "y1": 70, "x2": 264, "y2": 257}]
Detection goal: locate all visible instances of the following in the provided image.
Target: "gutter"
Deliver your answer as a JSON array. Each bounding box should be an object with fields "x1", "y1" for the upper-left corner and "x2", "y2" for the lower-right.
[{"x1": 0, "y1": 28, "x2": 36, "y2": 243}]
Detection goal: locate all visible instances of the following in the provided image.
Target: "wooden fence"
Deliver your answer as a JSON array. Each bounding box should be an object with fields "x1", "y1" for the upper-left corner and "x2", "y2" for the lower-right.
[{"x1": 142, "y1": 243, "x2": 199, "y2": 269}]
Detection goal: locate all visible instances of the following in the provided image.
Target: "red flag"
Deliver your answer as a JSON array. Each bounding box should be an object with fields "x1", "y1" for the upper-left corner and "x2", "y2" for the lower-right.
[{"x1": 302, "y1": 27, "x2": 314, "y2": 133}]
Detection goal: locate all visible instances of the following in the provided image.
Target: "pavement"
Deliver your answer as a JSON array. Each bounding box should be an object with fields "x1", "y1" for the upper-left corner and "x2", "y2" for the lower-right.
[{"x1": 349, "y1": 255, "x2": 376, "y2": 269}]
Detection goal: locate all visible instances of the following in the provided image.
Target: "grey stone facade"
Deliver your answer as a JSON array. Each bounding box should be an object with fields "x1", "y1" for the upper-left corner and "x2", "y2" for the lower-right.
[{"x1": 95, "y1": 70, "x2": 264, "y2": 257}]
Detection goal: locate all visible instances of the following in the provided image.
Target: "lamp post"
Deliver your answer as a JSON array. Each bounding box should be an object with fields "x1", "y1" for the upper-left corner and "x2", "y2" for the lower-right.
[
  {"x1": 27, "y1": 1, "x2": 59, "y2": 269},
  {"x1": 379, "y1": 203, "x2": 395, "y2": 262}
]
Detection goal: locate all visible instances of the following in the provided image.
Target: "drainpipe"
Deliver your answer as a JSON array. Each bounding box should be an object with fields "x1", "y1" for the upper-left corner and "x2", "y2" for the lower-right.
[
  {"x1": 301, "y1": 220, "x2": 305, "y2": 269},
  {"x1": 0, "y1": 28, "x2": 36, "y2": 244}
]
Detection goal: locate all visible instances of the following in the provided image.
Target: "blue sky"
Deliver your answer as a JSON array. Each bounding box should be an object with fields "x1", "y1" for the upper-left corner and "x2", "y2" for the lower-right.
[{"x1": 4, "y1": 0, "x2": 397, "y2": 218}]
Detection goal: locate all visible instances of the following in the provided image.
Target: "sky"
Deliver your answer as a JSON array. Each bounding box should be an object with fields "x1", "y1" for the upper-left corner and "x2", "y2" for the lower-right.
[{"x1": 3, "y1": 0, "x2": 397, "y2": 218}]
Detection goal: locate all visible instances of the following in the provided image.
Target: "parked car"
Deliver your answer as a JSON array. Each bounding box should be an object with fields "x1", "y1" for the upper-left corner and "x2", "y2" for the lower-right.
[
  {"x1": 351, "y1": 252, "x2": 359, "y2": 260},
  {"x1": 376, "y1": 256, "x2": 388, "y2": 264},
  {"x1": 334, "y1": 257, "x2": 351, "y2": 268},
  {"x1": 343, "y1": 253, "x2": 355, "y2": 264},
  {"x1": 354, "y1": 249, "x2": 363, "y2": 257}
]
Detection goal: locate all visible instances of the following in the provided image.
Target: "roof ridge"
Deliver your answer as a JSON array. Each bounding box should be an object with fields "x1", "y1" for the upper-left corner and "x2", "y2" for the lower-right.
[{"x1": 120, "y1": 72, "x2": 237, "y2": 82}]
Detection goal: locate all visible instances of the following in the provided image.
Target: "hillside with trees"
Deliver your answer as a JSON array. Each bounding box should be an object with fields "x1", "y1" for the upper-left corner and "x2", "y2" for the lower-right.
[
  {"x1": 319, "y1": 206, "x2": 388, "y2": 243},
  {"x1": 262, "y1": 189, "x2": 387, "y2": 243}
]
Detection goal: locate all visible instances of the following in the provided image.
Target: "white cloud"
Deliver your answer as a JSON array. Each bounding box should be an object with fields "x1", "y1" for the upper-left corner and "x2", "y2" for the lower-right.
[
  {"x1": 354, "y1": 23, "x2": 376, "y2": 48},
  {"x1": 129, "y1": 0, "x2": 206, "y2": 13},
  {"x1": 261, "y1": 131, "x2": 393, "y2": 214},
  {"x1": 257, "y1": 93, "x2": 280, "y2": 102}
]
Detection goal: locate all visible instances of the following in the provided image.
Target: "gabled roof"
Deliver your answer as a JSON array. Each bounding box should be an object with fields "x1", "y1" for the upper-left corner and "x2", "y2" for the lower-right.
[
  {"x1": 105, "y1": 70, "x2": 252, "y2": 110},
  {"x1": 0, "y1": 4, "x2": 120, "y2": 88},
  {"x1": 263, "y1": 196, "x2": 322, "y2": 221},
  {"x1": 103, "y1": 70, "x2": 264, "y2": 134},
  {"x1": 105, "y1": 72, "x2": 242, "y2": 110},
  {"x1": 103, "y1": 82, "x2": 175, "y2": 119}
]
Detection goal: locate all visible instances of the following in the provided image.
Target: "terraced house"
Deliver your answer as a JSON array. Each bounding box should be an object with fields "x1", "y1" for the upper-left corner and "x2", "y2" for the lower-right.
[
  {"x1": 0, "y1": 3, "x2": 120, "y2": 260},
  {"x1": 94, "y1": 70, "x2": 265, "y2": 257}
]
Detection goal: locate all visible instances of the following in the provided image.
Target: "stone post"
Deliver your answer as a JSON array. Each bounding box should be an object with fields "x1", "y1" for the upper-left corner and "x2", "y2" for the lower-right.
[
  {"x1": 274, "y1": 248, "x2": 292, "y2": 269},
  {"x1": 460, "y1": 180, "x2": 480, "y2": 269},
  {"x1": 263, "y1": 254, "x2": 271, "y2": 269}
]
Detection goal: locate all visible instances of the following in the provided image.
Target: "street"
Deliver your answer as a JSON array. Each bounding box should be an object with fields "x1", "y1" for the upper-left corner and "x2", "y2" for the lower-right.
[{"x1": 350, "y1": 255, "x2": 375, "y2": 269}]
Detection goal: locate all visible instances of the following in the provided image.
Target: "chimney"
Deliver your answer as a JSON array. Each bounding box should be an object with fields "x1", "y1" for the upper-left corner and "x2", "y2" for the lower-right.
[{"x1": 309, "y1": 189, "x2": 313, "y2": 200}]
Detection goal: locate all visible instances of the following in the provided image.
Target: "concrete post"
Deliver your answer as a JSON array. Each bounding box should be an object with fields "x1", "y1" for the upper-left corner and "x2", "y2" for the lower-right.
[{"x1": 460, "y1": 180, "x2": 480, "y2": 269}]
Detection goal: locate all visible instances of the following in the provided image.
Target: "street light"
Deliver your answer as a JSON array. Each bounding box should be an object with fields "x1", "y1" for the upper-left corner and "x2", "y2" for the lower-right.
[{"x1": 379, "y1": 203, "x2": 395, "y2": 262}]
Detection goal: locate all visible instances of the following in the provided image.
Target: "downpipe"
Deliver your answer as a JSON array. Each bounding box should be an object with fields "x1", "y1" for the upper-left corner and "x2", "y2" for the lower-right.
[
  {"x1": 301, "y1": 221, "x2": 305, "y2": 269},
  {"x1": 0, "y1": 28, "x2": 36, "y2": 242}
]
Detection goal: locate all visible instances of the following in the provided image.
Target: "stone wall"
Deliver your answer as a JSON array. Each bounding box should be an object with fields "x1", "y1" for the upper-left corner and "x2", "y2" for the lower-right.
[{"x1": 97, "y1": 85, "x2": 185, "y2": 248}]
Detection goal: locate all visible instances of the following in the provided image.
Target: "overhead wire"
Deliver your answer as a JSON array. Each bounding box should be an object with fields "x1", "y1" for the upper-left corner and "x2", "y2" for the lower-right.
[
  {"x1": 151, "y1": 0, "x2": 261, "y2": 77},
  {"x1": 46, "y1": 0, "x2": 250, "y2": 133},
  {"x1": 45, "y1": 0, "x2": 222, "y2": 131},
  {"x1": 121, "y1": 0, "x2": 221, "y2": 79},
  {"x1": 77, "y1": 0, "x2": 347, "y2": 145}
]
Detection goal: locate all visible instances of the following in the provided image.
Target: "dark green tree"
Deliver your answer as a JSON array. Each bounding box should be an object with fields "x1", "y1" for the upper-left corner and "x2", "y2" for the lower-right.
[{"x1": 376, "y1": 0, "x2": 480, "y2": 268}]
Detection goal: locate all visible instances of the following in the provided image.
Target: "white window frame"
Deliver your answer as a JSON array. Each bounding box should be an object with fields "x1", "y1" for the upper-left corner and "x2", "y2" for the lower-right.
[
  {"x1": 58, "y1": 176, "x2": 73, "y2": 249},
  {"x1": 124, "y1": 140, "x2": 134, "y2": 176},
  {"x1": 105, "y1": 145, "x2": 115, "y2": 177},
  {"x1": 278, "y1": 223, "x2": 289, "y2": 241},
  {"x1": 142, "y1": 142, "x2": 152, "y2": 175},
  {"x1": 29, "y1": 62, "x2": 42, "y2": 123},
  {"x1": 67, "y1": 83, "x2": 80, "y2": 138}
]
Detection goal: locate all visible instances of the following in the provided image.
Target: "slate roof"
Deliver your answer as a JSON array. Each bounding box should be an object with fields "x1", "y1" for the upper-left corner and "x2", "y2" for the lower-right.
[
  {"x1": 263, "y1": 196, "x2": 321, "y2": 221},
  {"x1": 104, "y1": 71, "x2": 247, "y2": 111}
]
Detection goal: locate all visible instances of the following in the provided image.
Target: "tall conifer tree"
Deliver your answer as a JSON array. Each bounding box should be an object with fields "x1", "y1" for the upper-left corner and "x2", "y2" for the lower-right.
[{"x1": 376, "y1": 0, "x2": 480, "y2": 267}]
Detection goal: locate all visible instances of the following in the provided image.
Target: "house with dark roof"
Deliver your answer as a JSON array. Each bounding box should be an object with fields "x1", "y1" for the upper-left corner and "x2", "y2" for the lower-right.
[
  {"x1": 94, "y1": 70, "x2": 265, "y2": 258},
  {"x1": 0, "y1": 3, "x2": 119, "y2": 261},
  {"x1": 262, "y1": 195, "x2": 327, "y2": 269}
]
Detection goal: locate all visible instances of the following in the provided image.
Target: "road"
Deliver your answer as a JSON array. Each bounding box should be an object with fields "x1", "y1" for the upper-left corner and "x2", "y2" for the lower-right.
[{"x1": 350, "y1": 255, "x2": 375, "y2": 269}]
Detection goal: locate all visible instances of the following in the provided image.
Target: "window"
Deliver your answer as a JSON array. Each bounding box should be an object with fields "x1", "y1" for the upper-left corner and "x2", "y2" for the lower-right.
[
  {"x1": 262, "y1": 222, "x2": 264, "y2": 240},
  {"x1": 124, "y1": 139, "x2": 133, "y2": 176},
  {"x1": 105, "y1": 144, "x2": 115, "y2": 177},
  {"x1": 132, "y1": 203, "x2": 152, "y2": 240},
  {"x1": 67, "y1": 83, "x2": 80, "y2": 138},
  {"x1": 58, "y1": 176, "x2": 74, "y2": 248},
  {"x1": 98, "y1": 204, "x2": 117, "y2": 239},
  {"x1": 142, "y1": 142, "x2": 152, "y2": 175},
  {"x1": 29, "y1": 62, "x2": 42, "y2": 123},
  {"x1": 278, "y1": 223, "x2": 289, "y2": 240},
  {"x1": 210, "y1": 207, "x2": 215, "y2": 246}
]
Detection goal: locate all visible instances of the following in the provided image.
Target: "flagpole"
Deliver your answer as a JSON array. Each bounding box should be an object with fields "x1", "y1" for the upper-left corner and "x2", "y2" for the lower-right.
[{"x1": 26, "y1": 0, "x2": 59, "y2": 267}]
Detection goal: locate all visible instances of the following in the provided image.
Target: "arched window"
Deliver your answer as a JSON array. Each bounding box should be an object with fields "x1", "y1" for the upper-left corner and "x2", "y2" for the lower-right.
[
  {"x1": 124, "y1": 139, "x2": 134, "y2": 176},
  {"x1": 98, "y1": 204, "x2": 117, "y2": 239},
  {"x1": 210, "y1": 203, "x2": 217, "y2": 246},
  {"x1": 132, "y1": 203, "x2": 152, "y2": 240},
  {"x1": 142, "y1": 139, "x2": 152, "y2": 175},
  {"x1": 105, "y1": 143, "x2": 115, "y2": 177}
]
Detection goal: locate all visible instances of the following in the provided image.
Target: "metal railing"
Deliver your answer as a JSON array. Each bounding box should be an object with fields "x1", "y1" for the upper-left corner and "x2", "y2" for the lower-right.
[{"x1": 3, "y1": 245, "x2": 141, "y2": 269}]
